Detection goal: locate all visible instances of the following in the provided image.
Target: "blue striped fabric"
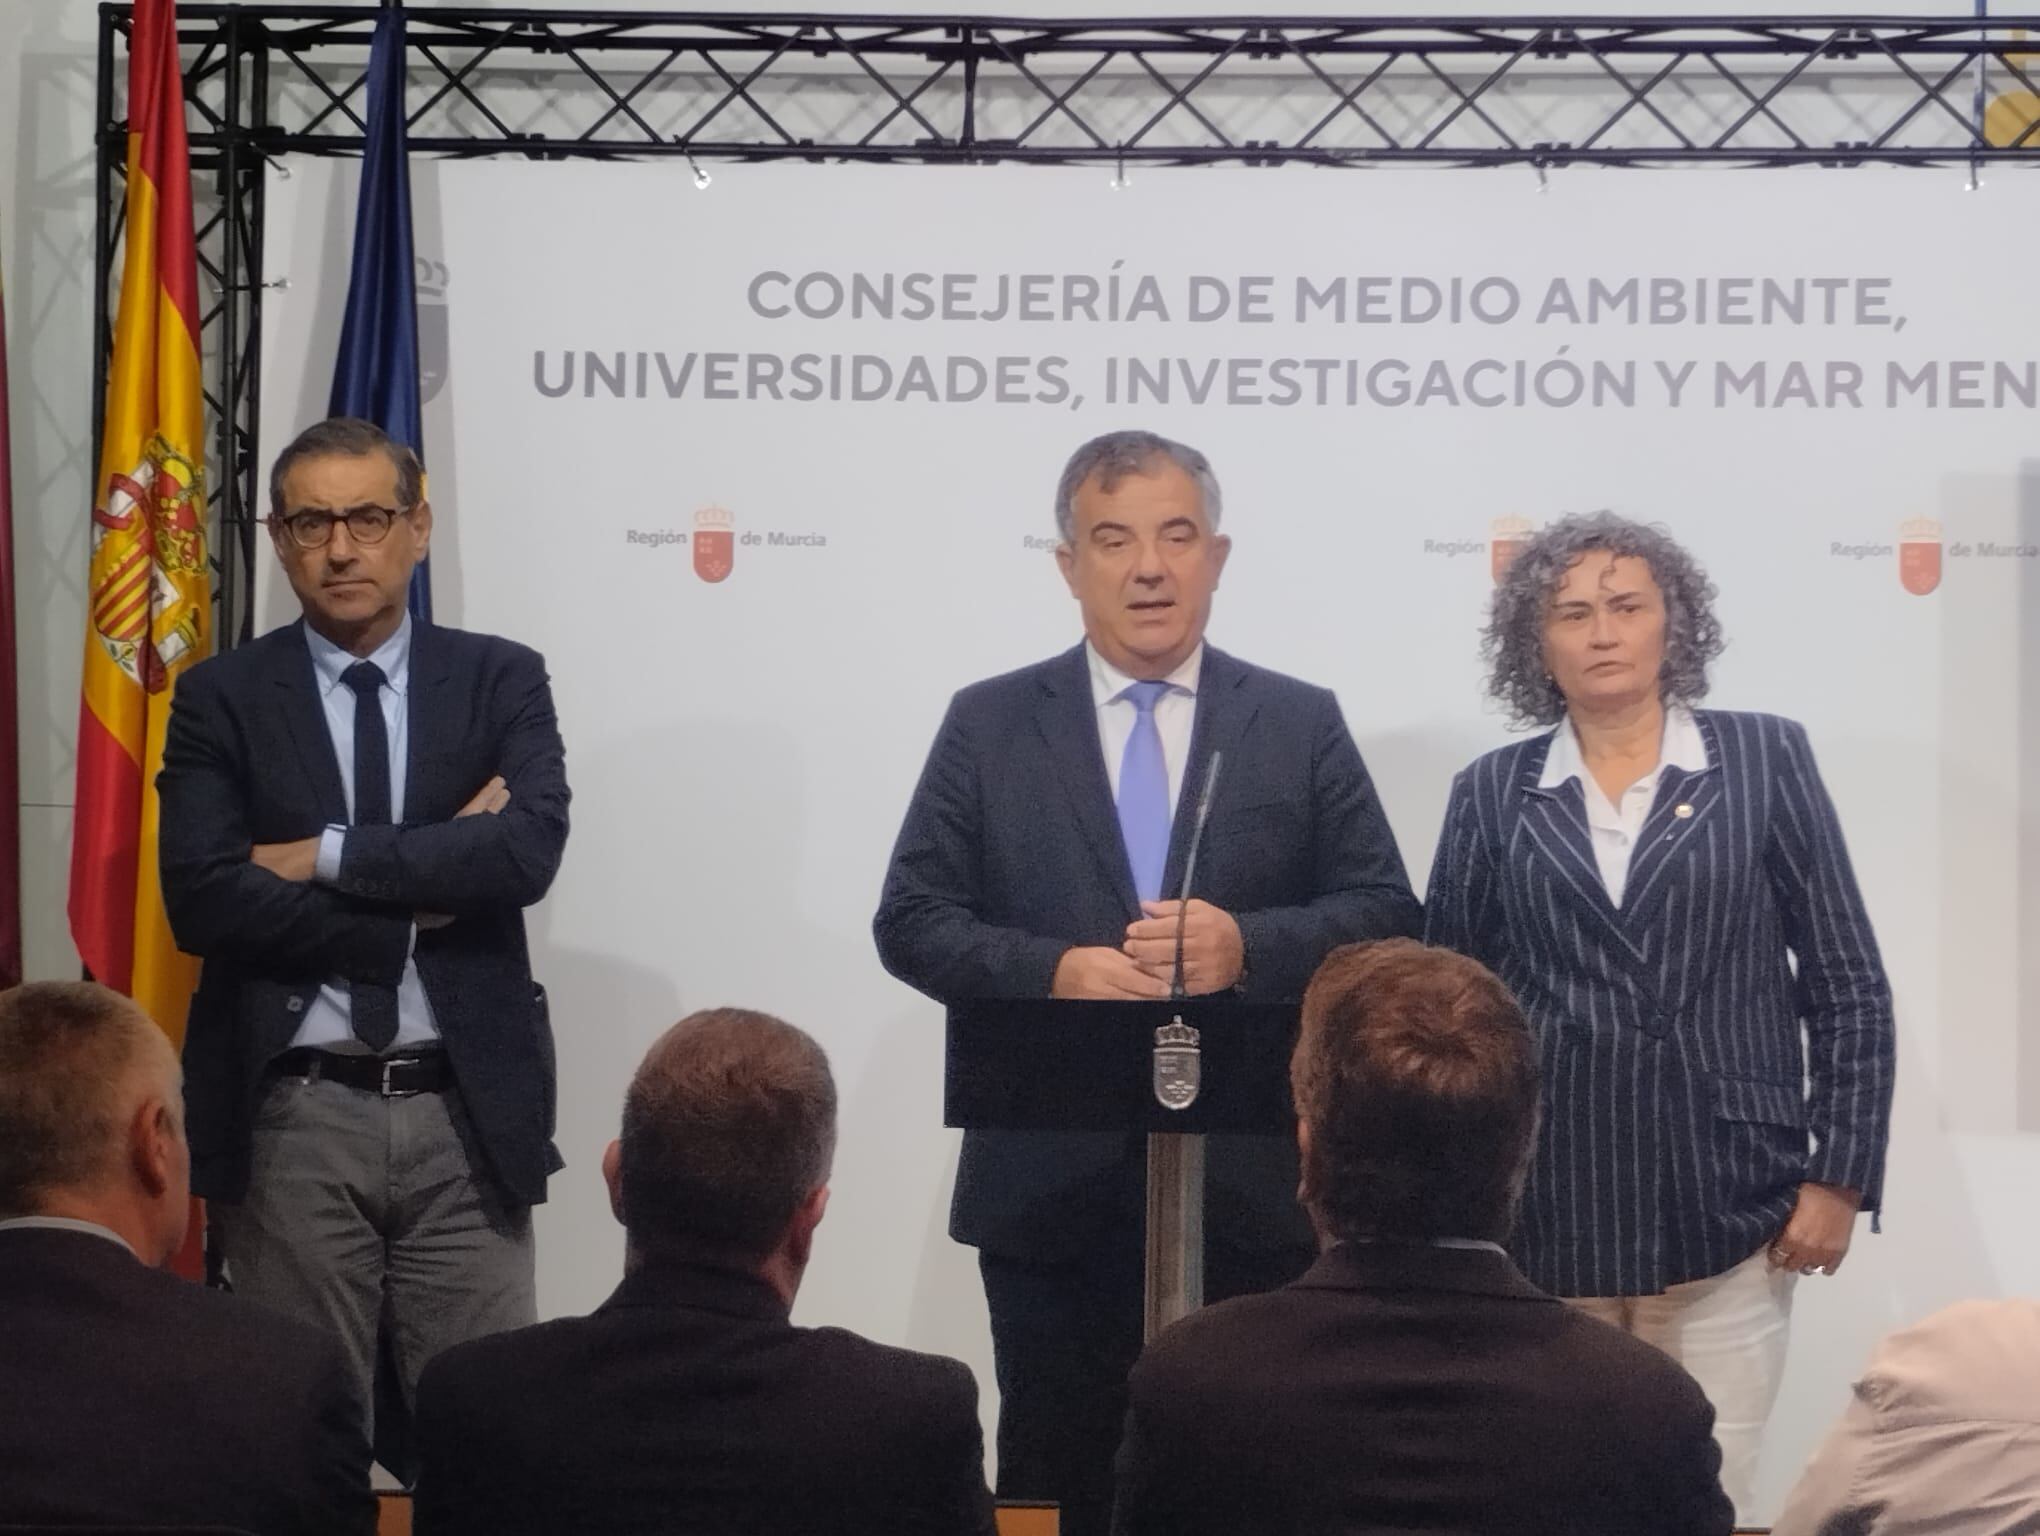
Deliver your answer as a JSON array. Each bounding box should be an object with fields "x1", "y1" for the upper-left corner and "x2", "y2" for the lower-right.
[{"x1": 1425, "y1": 711, "x2": 1896, "y2": 1297}]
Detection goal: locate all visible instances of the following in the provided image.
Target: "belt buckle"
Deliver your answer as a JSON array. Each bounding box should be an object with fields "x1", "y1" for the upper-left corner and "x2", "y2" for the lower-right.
[{"x1": 381, "y1": 1058, "x2": 414, "y2": 1098}]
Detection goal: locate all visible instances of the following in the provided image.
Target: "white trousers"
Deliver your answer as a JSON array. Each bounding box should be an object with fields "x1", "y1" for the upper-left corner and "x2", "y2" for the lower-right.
[{"x1": 1566, "y1": 1248, "x2": 1795, "y2": 1521}]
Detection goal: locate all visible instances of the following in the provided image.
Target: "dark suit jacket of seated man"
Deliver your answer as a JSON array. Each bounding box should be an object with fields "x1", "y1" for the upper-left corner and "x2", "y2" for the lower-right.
[
  {"x1": 413, "y1": 1008, "x2": 997, "y2": 1536},
  {"x1": 155, "y1": 416, "x2": 571, "y2": 1470},
  {"x1": 874, "y1": 430, "x2": 1422, "y2": 1536},
  {"x1": 0, "y1": 981, "x2": 374, "y2": 1536},
  {"x1": 1111, "y1": 941, "x2": 1736, "y2": 1536}
]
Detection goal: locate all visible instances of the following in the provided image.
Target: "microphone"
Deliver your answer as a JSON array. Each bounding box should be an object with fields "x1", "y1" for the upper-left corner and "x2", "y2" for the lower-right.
[{"x1": 1170, "y1": 751, "x2": 1224, "y2": 1002}]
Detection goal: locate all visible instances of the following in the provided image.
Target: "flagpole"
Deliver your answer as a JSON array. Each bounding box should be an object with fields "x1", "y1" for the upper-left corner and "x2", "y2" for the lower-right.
[{"x1": 329, "y1": 0, "x2": 430, "y2": 621}]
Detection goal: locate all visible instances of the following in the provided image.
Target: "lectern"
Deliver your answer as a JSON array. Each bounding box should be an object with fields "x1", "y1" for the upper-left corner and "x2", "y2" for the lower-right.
[{"x1": 945, "y1": 998, "x2": 1298, "y2": 1339}]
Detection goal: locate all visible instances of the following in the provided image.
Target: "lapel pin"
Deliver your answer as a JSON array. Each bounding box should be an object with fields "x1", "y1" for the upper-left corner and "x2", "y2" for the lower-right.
[{"x1": 1674, "y1": 803, "x2": 1694, "y2": 819}]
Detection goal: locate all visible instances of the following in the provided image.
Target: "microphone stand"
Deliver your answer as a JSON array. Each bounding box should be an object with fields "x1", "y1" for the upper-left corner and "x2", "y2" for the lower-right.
[
  {"x1": 1146, "y1": 752, "x2": 1221, "y2": 1341},
  {"x1": 1169, "y1": 751, "x2": 1222, "y2": 1003}
]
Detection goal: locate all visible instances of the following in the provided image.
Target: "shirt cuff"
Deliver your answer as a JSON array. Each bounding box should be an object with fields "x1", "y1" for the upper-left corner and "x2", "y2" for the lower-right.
[{"x1": 315, "y1": 825, "x2": 346, "y2": 885}]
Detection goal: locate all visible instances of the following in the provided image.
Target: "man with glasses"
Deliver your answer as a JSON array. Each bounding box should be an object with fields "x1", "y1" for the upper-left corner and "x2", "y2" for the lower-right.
[{"x1": 158, "y1": 415, "x2": 572, "y2": 1484}]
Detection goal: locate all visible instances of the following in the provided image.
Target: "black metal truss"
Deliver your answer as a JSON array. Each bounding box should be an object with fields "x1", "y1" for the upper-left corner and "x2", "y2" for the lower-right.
[{"x1": 95, "y1": 5, "x2": 2040, "y2": 641}]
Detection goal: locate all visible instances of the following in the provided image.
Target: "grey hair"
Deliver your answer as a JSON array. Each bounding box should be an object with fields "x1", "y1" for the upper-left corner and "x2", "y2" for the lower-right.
[
  {"x1": 1483, "y1": 511, "x2": 1725, "y2": 728},
  {"x1": 269, "y1": 416, "x2": 423, "y2": 518},
  {"x1": 0, "y1": 982, "x2": 178, "y2": 1215},
  {"x1": 1054, "y1": 430, "x2": 1223, "y2": 542}
]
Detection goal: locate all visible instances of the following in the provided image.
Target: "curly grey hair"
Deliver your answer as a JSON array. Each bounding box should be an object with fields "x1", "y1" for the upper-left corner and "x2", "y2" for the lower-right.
[
  {"x1": 1054, "y1": 430, "x2": 1222, "y2": 542},
  {"x1": 1484, "y1": 511, "x2": 1725, "y2": 728}
]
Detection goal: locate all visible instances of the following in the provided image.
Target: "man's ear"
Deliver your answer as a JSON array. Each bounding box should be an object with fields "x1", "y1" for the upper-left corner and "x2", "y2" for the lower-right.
[
  {"x1": 1294, "y1": 1117, "x2": 1316, "y2": 1207},
  {"x1": 601, "y1": 1139, "x2": 625, "y2": 1225},
  {"x1": 785, "y1": 1184, "x2": 829, "y2": 1270},
  {"x1": 132, "y1": 1097, "x2": 178, "y2": 1201}
]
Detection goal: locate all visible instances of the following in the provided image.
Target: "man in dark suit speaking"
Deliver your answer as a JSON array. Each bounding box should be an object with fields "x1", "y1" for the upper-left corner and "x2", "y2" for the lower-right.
[
  {"x1": 874, "y1": 430, "x2": 1422, "y2": 1536},
  {"x1": 1111, "y1": 941, "x2": 1733, "y2": 1536},
  {"x1": 0, "y1": 981, "x2": 373, "y2": 1536},
  {"x1": 158, "y1": 416, "x2": 570, "y2": 1474}
]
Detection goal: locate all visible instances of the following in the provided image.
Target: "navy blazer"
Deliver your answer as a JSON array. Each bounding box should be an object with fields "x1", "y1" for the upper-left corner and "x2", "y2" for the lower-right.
[
  {"x1": 875, "y1": 643, "x2": 1422, "y2": 1258},
  {"x1": 158, "y1": 619, "x2": 571, "y2": 1206},
  {"x1": 1424, "y1": 710, "x2": 1895, "y2": 1296}
]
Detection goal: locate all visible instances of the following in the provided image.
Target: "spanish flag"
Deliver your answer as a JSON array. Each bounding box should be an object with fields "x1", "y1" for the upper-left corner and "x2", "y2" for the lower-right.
[
  {"x1": 1982, "y1": 32, "x2": 2039, "y2": 148},
  {"x1": 69, "y1": 0, "x2": 209, "y2": 1044}
]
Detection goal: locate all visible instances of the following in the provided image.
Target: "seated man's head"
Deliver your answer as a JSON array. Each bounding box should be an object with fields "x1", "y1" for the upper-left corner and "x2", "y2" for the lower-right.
[
  {"x1": 0, "y1": 982, "x2": 190, "y2": 1266},
  {"x1": 1292, "y1": 940, "x2": 1538, "y2": 1247},
  {"x1": 602, "y1": 1008, "x2": 837, "y2": 1302}
]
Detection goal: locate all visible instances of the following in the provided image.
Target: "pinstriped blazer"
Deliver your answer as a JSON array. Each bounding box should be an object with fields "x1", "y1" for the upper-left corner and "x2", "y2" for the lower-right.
[{"x1": 1424, "y1": 710, "x2": 1895, "y2": 1297}]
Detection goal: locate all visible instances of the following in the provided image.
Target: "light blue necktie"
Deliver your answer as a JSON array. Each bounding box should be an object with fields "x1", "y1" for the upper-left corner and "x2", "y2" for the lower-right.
[{"x1": 1116, "y1": 680, "x2": 1173, "y2": 904}]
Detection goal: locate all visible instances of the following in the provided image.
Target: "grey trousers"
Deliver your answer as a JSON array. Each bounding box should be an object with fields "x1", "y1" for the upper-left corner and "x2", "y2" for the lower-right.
[{"x1": 211, "y1": 1071, "x2": 536, "y2": 1481}]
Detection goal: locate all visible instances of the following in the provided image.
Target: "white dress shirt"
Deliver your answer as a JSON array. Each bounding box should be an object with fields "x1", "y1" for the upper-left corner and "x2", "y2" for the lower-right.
[
  {"x1": 1086, "y1": 641, "x2": 1202, "y2": 819},
  {"x1": 1539, "y1": 705, "x2": 1708, "y2": 907},
  {"x1": 295, "y1": 615, "x2": 440, "y2": 1051},
  {"x1": 0, "y1": 1215, "x2": 136, "y2": 1256}
]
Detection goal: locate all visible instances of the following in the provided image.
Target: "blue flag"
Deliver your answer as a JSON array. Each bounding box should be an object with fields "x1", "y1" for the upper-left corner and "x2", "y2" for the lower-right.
[{"x1": 329, "y1": 2, "x2": 429, "y2": 620}]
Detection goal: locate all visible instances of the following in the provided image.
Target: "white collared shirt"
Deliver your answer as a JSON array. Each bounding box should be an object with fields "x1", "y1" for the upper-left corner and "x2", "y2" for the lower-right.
[
  {"x1": 1086, "y1": 642, "x2": 1202, "y2": 818},
  {"x1": 1539, "y1": 705, "x2": 1709, "y2": 907},
  {"x1": 295, "y1": 615, "x2": 440, "y2": 1051},
  {"x1": 0, "y1": 1215, "x2": 137, "y2": 1257}
]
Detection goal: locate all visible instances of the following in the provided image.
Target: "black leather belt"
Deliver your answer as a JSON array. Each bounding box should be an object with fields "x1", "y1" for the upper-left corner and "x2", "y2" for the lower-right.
[{"x1": 269, "y1": 1048, "x2": 452, "y2": 1097}]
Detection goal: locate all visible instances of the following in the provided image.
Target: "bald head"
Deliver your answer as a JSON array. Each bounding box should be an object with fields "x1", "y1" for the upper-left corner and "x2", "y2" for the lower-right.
[
  {"x1": 0, "y1": 982, "x2": 188, "y2": 1263},
  {"x1": 612, "y1": 1008, "x2": 836, "y2": 1269}
]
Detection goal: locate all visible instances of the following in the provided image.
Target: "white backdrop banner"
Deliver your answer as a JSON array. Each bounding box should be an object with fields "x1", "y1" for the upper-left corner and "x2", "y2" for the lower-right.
[{"x1": 259, "y1": 158, "x2": 2040, "y2": 1519}]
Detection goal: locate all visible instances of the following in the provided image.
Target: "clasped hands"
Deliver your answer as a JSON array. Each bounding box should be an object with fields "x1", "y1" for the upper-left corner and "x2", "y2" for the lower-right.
[
  {"x1": 248, "y1": 775, "x2": 511, "y2": 928},
  {"x1": 1050, "y1": 899, "x2": 1243, "y2": 1000}
]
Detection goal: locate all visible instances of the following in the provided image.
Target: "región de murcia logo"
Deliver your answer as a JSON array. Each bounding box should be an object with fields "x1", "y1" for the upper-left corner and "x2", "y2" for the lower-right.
[
  {"x1": 1899, "y1": 517, "x2": 1942, "y2": 597},
  {"x1": 693, "y1": 504, "x2": 735, "y2": 584},
  {"x1": 1152, "y1": 1017, "x2": 1202, "y2": 1111},
  {"x1": 1491, "y1": 516, "x2": 1533, "y2": 584}
]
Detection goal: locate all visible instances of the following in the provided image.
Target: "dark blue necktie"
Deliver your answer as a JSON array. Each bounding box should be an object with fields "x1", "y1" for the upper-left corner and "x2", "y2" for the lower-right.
[
  {"x1": 1116, "y1": 680, "x2": 1172, "y2": 905},
  {"x1": 342, "y1": 660, "x2": 398, "y2": 1051}
]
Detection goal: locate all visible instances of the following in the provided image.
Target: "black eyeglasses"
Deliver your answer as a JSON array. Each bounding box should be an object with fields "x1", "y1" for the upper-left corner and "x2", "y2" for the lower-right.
[{"x1": 268, "y1": 504, "x2": 415, "y2": 549}]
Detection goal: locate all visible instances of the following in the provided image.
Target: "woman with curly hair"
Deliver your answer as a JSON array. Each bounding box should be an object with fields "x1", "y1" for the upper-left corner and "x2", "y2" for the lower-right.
[{"x1": 1423, "y1": 512, "x2": 1895, "y2": 1518}]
